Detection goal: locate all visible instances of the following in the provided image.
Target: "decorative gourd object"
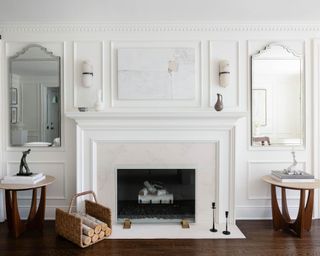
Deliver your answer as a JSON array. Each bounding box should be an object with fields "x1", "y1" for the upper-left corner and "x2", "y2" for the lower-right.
[{"x1": 214, "y1": 93, "x2": 223, "y2": 111}]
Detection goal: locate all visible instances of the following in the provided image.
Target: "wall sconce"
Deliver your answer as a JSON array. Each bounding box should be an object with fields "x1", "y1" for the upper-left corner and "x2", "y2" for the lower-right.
[
  {"x1": 219, "y1": 60, "x2": 230, "y2": 88},
  {"x1": 168, "y1": 56, "x2": 179, "y2": 74},
  {"x1": 82, "y1": 61, "x2": 93, "y2": 88}
]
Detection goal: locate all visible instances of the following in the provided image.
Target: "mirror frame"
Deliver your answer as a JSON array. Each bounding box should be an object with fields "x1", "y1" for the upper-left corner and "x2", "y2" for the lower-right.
[
  {"x1": 8, "y1": 44, "x2": 62, "y2": 148},
  {"x1": 250, "y1": 43, "x2": 305, "y2": 148}
]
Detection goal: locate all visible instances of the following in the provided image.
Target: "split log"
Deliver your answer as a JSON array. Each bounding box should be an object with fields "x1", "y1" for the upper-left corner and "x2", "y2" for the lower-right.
[
  {"x1": 82, "y1": 234, "x2": 92, "y2": 246},
  {"x1": 84, "y1": 214, "x2": 109, "y2": 231},
  {"x1": 82, "y1": 224, "x2": 94, "y2": 237},
  {"x1": 91, "y1": 234, "x2": 99, "y2": 243},
  {"x1": 104, "y1": 227, "x2": 112, "y2": 237},
  {"x1": 98, "y1": 231, "x2": 105, "y2": 239},
  {"x1": 73, "y1": 213, "x2": 102, "y2": 234}
]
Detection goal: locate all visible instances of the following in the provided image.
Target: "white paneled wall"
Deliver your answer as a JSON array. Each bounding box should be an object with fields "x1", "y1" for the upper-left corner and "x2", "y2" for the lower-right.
[{"x1": 0, "y1": 23, "x2": 319, "y2": 220}]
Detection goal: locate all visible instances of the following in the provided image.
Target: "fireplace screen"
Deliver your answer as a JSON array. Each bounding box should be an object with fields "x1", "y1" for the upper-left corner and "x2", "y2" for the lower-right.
[{"x1": 117, "y1": 169, "x2": 195, "y2": 223}]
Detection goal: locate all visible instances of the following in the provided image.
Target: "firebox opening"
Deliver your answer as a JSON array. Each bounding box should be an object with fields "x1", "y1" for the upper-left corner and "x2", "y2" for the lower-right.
[{"x1": 117, "y1": 168, "x2": 196, "y2": 223}]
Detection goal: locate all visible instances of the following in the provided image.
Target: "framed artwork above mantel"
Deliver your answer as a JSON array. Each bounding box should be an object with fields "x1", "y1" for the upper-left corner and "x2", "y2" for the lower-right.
[{"x1": 111, "y1": 41, "x2": 201, "y2": 108}]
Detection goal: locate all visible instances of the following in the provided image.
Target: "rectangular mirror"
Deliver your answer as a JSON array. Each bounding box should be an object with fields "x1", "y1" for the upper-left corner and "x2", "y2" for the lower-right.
[
  {"x1": 251, "y1": 43, "x2": 304, "y2": 147},
  {"x1": 9, "y1": 44, "x2": 61, "y2": 147}
]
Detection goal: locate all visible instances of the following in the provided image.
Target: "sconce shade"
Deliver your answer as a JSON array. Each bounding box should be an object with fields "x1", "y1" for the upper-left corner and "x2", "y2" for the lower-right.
[
  {"x1": 82, "y1": 61, "x2": 93, "y2": 87},
  {"x1": 219, "y1": 60, "x2": 230, "y2": 88}
]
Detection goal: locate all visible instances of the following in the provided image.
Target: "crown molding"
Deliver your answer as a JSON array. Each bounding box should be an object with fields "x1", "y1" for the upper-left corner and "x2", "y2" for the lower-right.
[{"x1": 1, "y1": 22, "x2": 320, "y2": 33}]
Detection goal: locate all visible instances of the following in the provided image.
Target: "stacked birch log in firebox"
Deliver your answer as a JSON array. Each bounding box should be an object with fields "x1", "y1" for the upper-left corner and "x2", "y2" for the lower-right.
[{"x1": 73, "y1": 213, "x2": 112, "y2": 246}]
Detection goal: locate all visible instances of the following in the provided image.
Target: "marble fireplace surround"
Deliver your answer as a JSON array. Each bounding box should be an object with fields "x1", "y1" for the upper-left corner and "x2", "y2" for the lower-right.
[{"x1": 67, "y1": 112, "x2": 245, "y2": 225}]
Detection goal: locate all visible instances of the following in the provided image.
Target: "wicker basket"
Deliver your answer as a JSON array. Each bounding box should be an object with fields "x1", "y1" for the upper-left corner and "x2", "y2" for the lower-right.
[{"x1": 55, "y1": 191, "x2": 112, "y2": 248}]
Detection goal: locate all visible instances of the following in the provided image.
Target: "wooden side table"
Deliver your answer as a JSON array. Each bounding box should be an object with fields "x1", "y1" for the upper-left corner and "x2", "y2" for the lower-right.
[
  {"x1": 0, "y1": 175, "x2": 55, "y2": 237},
  {"x1": 262, "y1": 175, "x2": 320, "y2": 237}
]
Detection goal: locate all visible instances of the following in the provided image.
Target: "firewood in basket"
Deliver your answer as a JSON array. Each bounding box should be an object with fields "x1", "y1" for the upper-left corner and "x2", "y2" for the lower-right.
[
  {"x1": 82, "y1": 224, "x2": 94, "y2": 237},
  {"x1": 104, "y1": 227, "x2": 112, "y2": 237},
  {"x1": 82, "y1": 234, "x2": 92, "y2": 246},
  {"x1": 98, "y1": 231, "x2": 105, "y2": 239},
  {"x1": 91, "y1": 234, "x2": 99, "y2": 243},
  {"x1": 73, "y1": 213, "x2": 102, "y2": 234},
  {"x1": 83, "y1": 214, "x2": 109, "y2": 231}
]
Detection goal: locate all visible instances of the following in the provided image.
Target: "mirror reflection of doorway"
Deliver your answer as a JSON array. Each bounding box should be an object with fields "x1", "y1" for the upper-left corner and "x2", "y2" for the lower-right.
[{"x1": 45, "y1": 87, "x2": 60, "y2": 143}]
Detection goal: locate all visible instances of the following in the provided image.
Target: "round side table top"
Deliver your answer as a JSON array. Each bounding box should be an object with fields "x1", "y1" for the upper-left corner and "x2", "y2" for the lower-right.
[
  {"x1": 262, "y1": 175, "x2": 320, "y2": 190},
  {"x1": 0, "y1": 175, "x2": 56, "y2": 190}
]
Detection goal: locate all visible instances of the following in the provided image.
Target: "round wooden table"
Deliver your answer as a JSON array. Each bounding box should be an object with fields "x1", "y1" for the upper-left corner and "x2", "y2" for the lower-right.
[
  {"x1": 262, "y1": 175, "x2": 320, "y2": 237},
  {"x1": 0, "y1": 175, "x2": 55, "y2": 237}
]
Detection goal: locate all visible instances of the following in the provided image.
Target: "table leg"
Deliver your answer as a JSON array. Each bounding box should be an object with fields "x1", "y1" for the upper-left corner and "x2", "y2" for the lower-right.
[
  {"x1": 271, "y1": 184, "x2": 288, "y2": 230},
  {"x1": 304, "y1": 189, "x2": 314, "y2": 231},
  {"x1": 5, "y1": 190, "x2": 13, "y2": 231},
  {"x1": 281, "y1": 188, "x2": 291, "y2": 222},
  {"x1": 27, "y1": 188, "x2": 37, "y2": 221},
  {"x1": 293, "y1": 189, "x2": 306, "y2": 237},
  {"x1": 5, "y1": 190, "x2": 25, "y2": 238},
  {"x1": 27, "y1": 186, "x2": 46, "y2": 230}
]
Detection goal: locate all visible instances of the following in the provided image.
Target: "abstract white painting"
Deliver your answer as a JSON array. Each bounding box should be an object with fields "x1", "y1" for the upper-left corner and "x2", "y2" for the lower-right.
[{"x1": 117, "y1": 48, "x2": 195, "y2": 100}]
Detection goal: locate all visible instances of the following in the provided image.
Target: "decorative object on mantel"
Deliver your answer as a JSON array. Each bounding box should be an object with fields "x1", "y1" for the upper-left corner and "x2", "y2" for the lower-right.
[
  {"x1": 214, "y1": 93, "x2": 223, "y2": 111},
  {"x1": 82, "y1": 61, "x2": 93, "y2": 88},
  {"x1": 94, "y1": 89, "x2": 104, "y2": 111},
  {"x1": 78, "y1": 107, "x2": 88, "y2": 112},
  {"x1": 210, "y1": 202, "x2": 217, "y2": 232},
  {"x1": 55, "y1": 191, "x2": 112, "y2": 248},
  {"x1": 222, "y1": 211, "x2": 231, "y2": 235},
  {"x1": 219, "y1": 60, "x2": 230, "y2": 87},
  {"x1": 18, "y1": 149, "x2": 32, "y2": 176}
]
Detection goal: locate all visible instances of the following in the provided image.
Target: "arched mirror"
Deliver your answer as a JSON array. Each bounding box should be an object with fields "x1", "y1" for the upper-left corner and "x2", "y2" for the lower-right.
[
  {"x1": 9, "y1": 44, "x2": 61, "y2": 147},
  {"x1": 251, "y1": 43, "x2": 304, "y2": 147}
]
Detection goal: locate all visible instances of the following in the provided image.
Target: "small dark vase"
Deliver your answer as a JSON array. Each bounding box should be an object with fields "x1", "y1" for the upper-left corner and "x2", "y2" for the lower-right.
[{"x1": 214, "y1": 93, "x2": 223, "y2": 111}]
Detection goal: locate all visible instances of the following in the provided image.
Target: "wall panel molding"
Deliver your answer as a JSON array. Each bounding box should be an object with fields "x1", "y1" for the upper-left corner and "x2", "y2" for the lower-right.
[
  {"x1": 247, "y1": 160, "x2": 307, "y2": 200},
  {"x1": 3, "y1": 23, "x2": 320, "y2": 33},
  {"x1": 5, "y1": 161, "x2": 67, "y2": 200}
]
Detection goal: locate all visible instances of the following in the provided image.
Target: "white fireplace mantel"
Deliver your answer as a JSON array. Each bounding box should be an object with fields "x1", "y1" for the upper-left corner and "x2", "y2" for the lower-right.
[{"x1": 67, "y1": 111, "x2": 246, "y2": 224}]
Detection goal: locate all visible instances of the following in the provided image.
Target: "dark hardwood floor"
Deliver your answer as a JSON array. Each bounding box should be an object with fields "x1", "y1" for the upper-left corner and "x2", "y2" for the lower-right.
[{"x1": 1, "y1": 220, "x2": 320, "y2": 256}]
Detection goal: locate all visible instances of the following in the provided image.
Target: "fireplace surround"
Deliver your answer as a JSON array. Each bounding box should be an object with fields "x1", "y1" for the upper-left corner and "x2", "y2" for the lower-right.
[{"x1": 67, "y1": 111, "x2": 245, "y2": 226}]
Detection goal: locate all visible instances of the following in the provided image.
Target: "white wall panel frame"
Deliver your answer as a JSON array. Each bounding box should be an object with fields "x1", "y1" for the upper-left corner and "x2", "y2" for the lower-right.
[
  {"x1": 73, "y1": 41, "x2": 105, "y2": 108},
  {"x1": 5, "y1": 161, "x2": 67, "y2": 200},
  {"x1": 247, "y1": 160, "x2": 307, "y2": 200}
]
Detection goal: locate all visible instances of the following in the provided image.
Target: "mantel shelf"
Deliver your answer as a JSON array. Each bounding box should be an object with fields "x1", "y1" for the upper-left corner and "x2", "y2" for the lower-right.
[{"x1": 65, "y1": 111, "x2": 247, "y2": 122}]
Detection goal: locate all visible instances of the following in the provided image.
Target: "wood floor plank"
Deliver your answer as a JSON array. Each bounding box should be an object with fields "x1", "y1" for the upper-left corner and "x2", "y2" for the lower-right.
[{"x1": 1, "y1": 220, "x2": 320, "y2": 255}]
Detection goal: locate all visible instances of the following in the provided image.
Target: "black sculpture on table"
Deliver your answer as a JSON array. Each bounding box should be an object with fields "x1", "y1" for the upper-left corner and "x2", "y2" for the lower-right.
[{"x1": 17, "y1": 149, "x2": 33, "y2": 176}]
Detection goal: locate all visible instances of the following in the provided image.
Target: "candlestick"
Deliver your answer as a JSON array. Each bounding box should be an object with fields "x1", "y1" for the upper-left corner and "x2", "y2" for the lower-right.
[{"x1": 210, "y1": 202, "x2": 217, "y2": 232}]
